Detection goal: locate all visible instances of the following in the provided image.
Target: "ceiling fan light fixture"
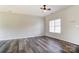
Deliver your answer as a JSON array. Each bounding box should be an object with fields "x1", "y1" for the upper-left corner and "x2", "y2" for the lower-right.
[
  {"x1": 40, "y1": 5, "x2": 51, "y2": 12},
  {"x1": 43, "y1": 10, "x2": 47, "y2": 12}
]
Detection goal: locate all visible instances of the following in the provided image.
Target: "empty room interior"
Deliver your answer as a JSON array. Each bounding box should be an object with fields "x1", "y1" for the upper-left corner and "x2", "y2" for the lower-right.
[{"x1": 0, "y1": 5, "x2": 79, "y2": 53}]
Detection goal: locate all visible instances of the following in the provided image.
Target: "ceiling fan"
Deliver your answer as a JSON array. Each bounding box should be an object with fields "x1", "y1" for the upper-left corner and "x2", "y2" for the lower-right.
[{"x1": 40, "y1": 5, "x2": 51, "y2": 12}]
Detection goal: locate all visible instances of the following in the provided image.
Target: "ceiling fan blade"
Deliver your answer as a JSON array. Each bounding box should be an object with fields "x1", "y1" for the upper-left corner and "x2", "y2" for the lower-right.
[
  {"x1": 47, "y1": 8, "x2": 51, "y2": 10},
  {"x1": 40, "y1": 8, "x2": 44, "y2": 9}
]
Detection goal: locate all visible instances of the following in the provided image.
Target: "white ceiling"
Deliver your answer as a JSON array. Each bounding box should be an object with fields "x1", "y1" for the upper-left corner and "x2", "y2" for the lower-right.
[{"x1": 0, "y1": 5, "x2": 69, "y2": 17}]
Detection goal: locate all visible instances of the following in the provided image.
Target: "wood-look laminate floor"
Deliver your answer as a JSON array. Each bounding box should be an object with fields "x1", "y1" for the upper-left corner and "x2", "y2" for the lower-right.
[{"x1": 0, "y1": 36, "x2": 78, "y2": 53}]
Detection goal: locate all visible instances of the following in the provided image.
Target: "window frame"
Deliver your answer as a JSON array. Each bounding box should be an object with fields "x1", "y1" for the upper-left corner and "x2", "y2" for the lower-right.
[{"x1": 49, "y1": 18, "x2": 61, "y2": 33}]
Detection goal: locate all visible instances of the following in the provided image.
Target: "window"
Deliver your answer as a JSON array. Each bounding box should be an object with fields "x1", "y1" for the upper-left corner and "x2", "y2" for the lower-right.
[{"x1": 49, "y1": 18, "x2": 61, "y2": 33}]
